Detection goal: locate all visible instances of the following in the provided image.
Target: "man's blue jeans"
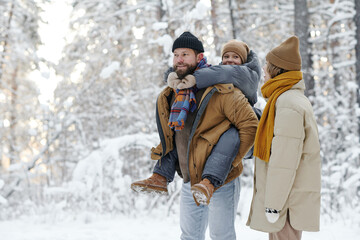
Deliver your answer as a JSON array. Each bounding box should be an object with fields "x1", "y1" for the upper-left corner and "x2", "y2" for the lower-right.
[{"x1": 180, "y1": 178, "x2": 241, "y2": 240}]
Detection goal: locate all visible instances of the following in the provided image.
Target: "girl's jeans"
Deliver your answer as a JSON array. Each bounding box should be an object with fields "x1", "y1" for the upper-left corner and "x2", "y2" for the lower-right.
[{"x1": 153, "y1": 126, "x2": 241, "y2": 187}]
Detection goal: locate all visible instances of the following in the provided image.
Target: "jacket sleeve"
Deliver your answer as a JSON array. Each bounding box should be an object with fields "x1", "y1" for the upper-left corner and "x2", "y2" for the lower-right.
[
  {"x1": 264, "y1": 107, "x2": 305, "y2": 211},
  {"x1": 193, "y1": 50, "x2": 261, "y2": 106},
  {"x1": 222, "y1": 90, "x2": 258, "y2": 167}
]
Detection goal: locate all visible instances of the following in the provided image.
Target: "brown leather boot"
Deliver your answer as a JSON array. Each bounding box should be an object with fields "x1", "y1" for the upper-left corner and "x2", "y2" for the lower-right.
[
  {"x1": 130, "y1": 173, "x2": 168, "y2": 195},
  {"x1": 191, "y1": 178, "x2": 214, "y2": 205}
]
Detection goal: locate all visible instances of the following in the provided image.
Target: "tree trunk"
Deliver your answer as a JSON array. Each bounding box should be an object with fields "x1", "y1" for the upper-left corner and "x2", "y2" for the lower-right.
[
  {"x1": 355, "y1": 0, "x2": 360, "y2": 141},
  {"x1": 0, "y1": 1, "x2": 14, "y2": 84},
  {"x1": 9, "y1": 67, "x2": 18, "y2": 164},
  {"x1": 228, "y1": 0, "x2": 236, "y2": 39},
  {"x1": 210, "y1": 0, "x2": 220, "y2": 56},
  {"x1": 294, "y1": 0, "x2": 314, "y2": 97}
]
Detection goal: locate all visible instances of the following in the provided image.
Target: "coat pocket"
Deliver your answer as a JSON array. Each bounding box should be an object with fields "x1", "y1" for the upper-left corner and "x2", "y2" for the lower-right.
[{"x1": 150, "y1": 144, "x2": 162, "y2": 160}]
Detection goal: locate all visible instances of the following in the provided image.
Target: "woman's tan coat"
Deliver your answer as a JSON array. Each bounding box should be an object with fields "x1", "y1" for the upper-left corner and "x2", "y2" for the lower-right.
[
  {"x1": 151, "y1": 84, "x2": 258, "y2": 186},
  {"x1": 247, "y1": 80, "x2": 321, "y2": 232}
]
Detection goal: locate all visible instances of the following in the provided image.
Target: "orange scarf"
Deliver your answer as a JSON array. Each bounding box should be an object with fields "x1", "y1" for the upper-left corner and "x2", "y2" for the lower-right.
[{"x1": 253, "y1": 71, "x2": 302, "y2": 162}]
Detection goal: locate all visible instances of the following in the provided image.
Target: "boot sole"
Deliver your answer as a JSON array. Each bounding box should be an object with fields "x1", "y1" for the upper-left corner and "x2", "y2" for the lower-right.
[
  {"x1": 131, "y1": 183, "x2": 168, "y2": 196},
  {"x1": 191, "y1": 186, "x2": 210, "y2": 205}
]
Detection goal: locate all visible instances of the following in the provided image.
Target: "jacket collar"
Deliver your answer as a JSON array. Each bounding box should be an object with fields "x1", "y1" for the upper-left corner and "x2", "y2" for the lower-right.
[
  {"x1": 161, "y1": 84, "x2": 235, "y2": 108},
  {"x1": 291, "y1": 79, "x2": 305, "y2": 91},
  {"x1": 163, "y1": 83, "x2": 234, "y2": 102},
  {"x1": 199, "y1": 84, "x2": 234, "y2": 105},
  {"x1": 202, "y1": 83, "x2": 234, "y2": 95}
]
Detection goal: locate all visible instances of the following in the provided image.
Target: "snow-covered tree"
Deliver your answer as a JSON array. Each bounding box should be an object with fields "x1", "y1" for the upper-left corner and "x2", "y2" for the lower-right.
[
  {"x1": 309, "y1": 0, "x2": 359, "y2": 219},
  {"x1": 0, "y1": 0, "x2": 358, "y2": 223},
  {"x1": 47, "y1": 0, "x2": 171, "y2": 214},
  {"x1": 0, "y1": 0, "x2": 46, "y2": 217},
  {"x1": 355, "y1": 0, "x2": 360, "y2": 140}
]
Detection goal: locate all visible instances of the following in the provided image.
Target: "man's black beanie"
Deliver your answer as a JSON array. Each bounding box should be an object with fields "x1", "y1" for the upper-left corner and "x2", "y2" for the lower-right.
[{"x1": 172, "y1": 31, "x2": 204, "y2": 53}]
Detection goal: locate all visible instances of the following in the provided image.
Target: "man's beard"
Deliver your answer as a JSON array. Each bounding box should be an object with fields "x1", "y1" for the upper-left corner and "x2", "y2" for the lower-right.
[{"x1": 174, "y1": 63, "x2": 197, "y2": 79}]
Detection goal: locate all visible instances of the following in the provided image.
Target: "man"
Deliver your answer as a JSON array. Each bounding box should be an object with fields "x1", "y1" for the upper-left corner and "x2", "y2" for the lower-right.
[{"x1": 132, "y1": 32, "x2": 258, "y2": 240}]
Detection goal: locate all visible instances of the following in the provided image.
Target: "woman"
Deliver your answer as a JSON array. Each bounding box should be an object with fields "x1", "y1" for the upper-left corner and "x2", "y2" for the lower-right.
[{"x1": 246, "y1": 36, "x2": 321, "y2": 240}]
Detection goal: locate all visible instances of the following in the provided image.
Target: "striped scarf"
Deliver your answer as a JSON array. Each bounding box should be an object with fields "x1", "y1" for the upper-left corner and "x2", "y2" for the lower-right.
[{"x1": 168, "y1": 57, "x2": 210, "y2": 131}]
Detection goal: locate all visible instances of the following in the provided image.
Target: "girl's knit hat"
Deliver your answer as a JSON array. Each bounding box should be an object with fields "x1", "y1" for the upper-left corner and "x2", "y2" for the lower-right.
[
  {"x1": 266, "y1": 36, "x2": 302, "y2": 71},
  {"x1": 221, "y1": 40, "x2": 250, "y2": 63}
]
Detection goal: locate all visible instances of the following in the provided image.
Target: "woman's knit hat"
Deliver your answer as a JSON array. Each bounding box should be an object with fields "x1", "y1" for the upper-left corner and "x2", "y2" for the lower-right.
[
  {"x1": 266, "y1": 36, "x2": 302, "y2": 71},
  {"x1": 172, "y1": 32, "x2": 204, "y2": 53},
  {"x1": 221, "y1": 40, "x2": 250, "y2": 63}
]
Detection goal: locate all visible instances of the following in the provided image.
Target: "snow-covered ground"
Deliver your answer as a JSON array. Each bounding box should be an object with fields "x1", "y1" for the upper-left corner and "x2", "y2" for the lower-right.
[
  {"x1": 1, "y1": 186, "x2": 359, "y2": 239},
  {"x1": 0, "y1": 213, "x2": 359, "y2": 240}
]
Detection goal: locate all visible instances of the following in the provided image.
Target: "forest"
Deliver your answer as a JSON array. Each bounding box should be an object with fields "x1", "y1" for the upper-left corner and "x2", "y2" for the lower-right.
[{"x1": 0, "y1": 0, "x2": 359, "y2": 227}]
